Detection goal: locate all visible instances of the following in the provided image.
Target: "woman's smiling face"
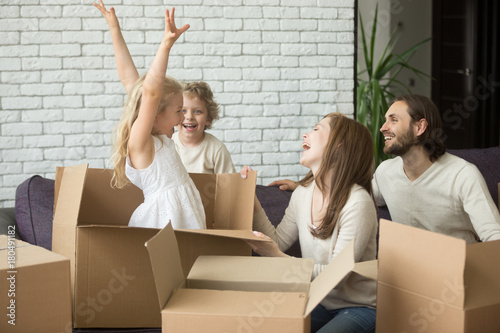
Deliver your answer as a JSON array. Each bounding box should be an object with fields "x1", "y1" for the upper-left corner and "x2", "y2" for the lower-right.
[{"x1": 300, "y1": 117, "x2": 331, "y2": 172}]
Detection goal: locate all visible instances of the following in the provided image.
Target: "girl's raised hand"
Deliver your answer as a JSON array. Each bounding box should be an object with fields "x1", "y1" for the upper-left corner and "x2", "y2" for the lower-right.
[
  {"x1": 93, "y1": 0, "x2": 119, "y2": 29},
  {"x1": 163, "y1": 7, "x2": 190, "y2": 49}
]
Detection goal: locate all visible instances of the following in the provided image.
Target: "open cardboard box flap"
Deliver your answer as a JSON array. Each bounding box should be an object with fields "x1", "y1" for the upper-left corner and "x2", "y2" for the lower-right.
[
  {"x1": 378, "y1": 219, "x2": 467, "y2": 308},
  {"x1": 377, "y1": 219, "x2": 500, "y2": 310},
  {"x1": 352, "y1": 259, "x2": 378, "y2": 281},
  {"x1": 188, "y1": 172, "x2": 257, "y2": 229},
  {"x1": 356, "y1": 219, "x2": 500, "y2": 333},
  {"x1": 53, "y1": 164, "x2": 257, "y2": 230},
  {"x1": 145, "y1": 223, "x2": 356, "y2": 319}
]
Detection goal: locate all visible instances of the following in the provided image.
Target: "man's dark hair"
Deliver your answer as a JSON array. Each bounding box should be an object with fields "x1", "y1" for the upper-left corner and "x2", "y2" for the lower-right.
[{"x1": 393, "y1": 94, "x2": 446, "y2": 161}]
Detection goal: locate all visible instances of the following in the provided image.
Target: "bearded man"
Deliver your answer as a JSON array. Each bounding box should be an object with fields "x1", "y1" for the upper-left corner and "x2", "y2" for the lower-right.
[{"x1": 372, "y1": 94, "x2": 500, "y2": 242}]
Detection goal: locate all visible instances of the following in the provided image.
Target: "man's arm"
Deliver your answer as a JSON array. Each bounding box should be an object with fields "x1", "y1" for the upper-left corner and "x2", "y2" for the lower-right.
[
  {"x1": 459, "y1": 165, "x2": 500, "y2": 241},
  {"x1": 371, "y1": 166, "x2": 386, "y2": 207},
  {"x1": 268, "y1": 179, "x2": 299, "y2": 191}
]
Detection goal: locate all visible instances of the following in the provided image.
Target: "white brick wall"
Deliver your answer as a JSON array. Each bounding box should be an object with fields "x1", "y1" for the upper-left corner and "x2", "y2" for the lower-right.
[{"x1": 0, "y1": 0, "x2": 355, "y2": 207}]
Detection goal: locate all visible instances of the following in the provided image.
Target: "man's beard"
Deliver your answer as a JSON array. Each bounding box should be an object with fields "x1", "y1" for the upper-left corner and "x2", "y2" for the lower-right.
[{"x1": 383, "y1": 126, "x2": 416, "y2": 156}]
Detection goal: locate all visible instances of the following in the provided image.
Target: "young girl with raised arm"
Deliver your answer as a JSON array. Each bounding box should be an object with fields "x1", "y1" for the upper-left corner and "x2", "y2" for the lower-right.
[
  {"x1": 110, "y1": 7, "x2": 205, "y2": 230},
  {"x1": 241, "y1": 113, "x2": 378, "y2": 333},
  {"x1": 94, "y1": 1, "x2": 235, "y2": 174}
]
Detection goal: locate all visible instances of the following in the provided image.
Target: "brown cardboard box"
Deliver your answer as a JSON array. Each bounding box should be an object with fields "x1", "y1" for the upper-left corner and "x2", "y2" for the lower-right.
[
  {"x1": 51, "y1": 164, "x2": 259, "y2": 328},
  {"x1": 354, "y1": 219, "x2": 500, "y2": 333},
  {"x1": 0, "y1": 236, "x2": 71, "y2": 333},
  {"x1": 145, "y1": 223, "x2": 356, "y2": 333}
]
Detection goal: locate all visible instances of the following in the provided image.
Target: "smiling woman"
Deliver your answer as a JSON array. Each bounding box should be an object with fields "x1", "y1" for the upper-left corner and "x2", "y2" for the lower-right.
[
  {"x1": 299, "y1": 118, "x2": 331, "y2": 173},
  {"x1": 241, "y1": 113, "x2": 378, "y2": 333}
]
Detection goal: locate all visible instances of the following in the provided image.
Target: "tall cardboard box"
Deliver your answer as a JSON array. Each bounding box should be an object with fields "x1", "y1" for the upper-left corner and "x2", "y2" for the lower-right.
[
  {"x1": 51, "y1": 164, "x2": 259, "y2": 328},
  {"x1": 355, "y1": 219, "x2": 500, "y2": 333},
  {"x1": 145, "y1": 223, "x2": 357, "y2": 333},
  {"x1": 0, "y1": 236, "x2": 71, "y2": 333}
]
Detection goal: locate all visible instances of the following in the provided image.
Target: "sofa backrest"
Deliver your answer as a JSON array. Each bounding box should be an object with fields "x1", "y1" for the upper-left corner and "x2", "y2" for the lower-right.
[{"x1": 448, "y1": 146, "x2": 499, "y2": 206}]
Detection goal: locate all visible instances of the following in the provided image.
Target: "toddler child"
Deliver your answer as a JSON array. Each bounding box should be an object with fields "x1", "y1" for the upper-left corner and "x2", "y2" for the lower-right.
[
  {"x1": 109, "y1": 6, "x2": 206, "y2": 230},
  {"x1": 173, "y1": 81, "x2": 236, "y2": 173}
]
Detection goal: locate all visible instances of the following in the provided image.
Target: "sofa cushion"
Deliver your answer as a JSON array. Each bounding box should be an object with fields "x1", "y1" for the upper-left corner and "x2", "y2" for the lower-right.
[{"x1": 15, "y1": 176, "x2": 55, "y2": 250}]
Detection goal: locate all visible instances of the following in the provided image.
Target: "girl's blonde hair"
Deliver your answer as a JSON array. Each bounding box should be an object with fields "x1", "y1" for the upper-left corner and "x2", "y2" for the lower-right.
[
  {"x1": 298, "y1": 113, "x2": 375, "y2": 239},
  {"x1": 182, "y1": 81, "x2": 219, "y2": 129},
  {"x1": 110, "y1": 75, "x2": 183, "y2": 188}
]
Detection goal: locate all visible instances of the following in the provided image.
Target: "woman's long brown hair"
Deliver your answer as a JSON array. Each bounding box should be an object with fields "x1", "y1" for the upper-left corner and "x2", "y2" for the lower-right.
[{"x1": 298, "y1": 113, "x2": 375, "y2": 239}]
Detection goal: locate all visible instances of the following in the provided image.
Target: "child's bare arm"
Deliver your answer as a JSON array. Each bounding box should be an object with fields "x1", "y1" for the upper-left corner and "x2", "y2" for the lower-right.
[
  {"x1": 94, "y1": 0, "x2": 139, "y2": 95},
  {"x1": 129, "y1": 8, "x2": 189, "y2": 162},
  {"x1": 142, "y1": 7, "x2": 189, "y2": 102}
]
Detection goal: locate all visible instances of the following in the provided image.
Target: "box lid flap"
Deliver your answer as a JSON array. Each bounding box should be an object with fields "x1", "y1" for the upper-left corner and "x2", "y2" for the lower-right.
[
  {"x1": 305, "y1": 240, "x2": 355, "y2": 316},
  {"x1": 464, "y1": 239, "x2": 500, "y2": 309},
  {"x1": 353, "y1": 260, "x2": 378, "y2": 281},
  {"x1": 145, "y1": 223, "x2": 185, "y2": 310},
  {"x1": 187, "y1": 256, "x2": 314, "y2": 293},
  {"x1": 379, "y1": 219, "x2": 466, "y2": 308},
  {"x1": 78, "y1": 168, "x2": 142, "y2": 227},
  {"x1": 53, "y1": 164, "x2": 88, "y2": 227},
  {"x1": 213, "y1": 171, "x2": 257, "y2": 230},
  {"x1": 176, "y1": 228, "x2": 269, "y2": 242}
]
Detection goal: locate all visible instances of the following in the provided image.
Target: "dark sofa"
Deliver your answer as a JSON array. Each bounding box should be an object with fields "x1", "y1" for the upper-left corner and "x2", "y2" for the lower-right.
[{"x1": 0, "y1": 146, "x2": 499, "y2": 332}]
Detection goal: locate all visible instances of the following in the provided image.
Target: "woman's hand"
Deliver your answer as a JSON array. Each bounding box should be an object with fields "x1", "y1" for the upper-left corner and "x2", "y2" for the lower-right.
[
  {"x1": 246, "y1": 231, "x2": 289, "y2": 257},
  {"x1": 268, "y1": 179, "x2": 299, "y2": 191}
]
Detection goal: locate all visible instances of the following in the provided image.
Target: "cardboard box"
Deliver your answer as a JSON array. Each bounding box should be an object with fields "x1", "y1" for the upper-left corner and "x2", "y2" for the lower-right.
[
  {"x1": 51, "y1": 164, "x2": 260, "y2": 328},
  {"x1": 0, "y1": 236, "x2": 71, "y2": 333},
  {"x1": 354, "y1": 219, "x2": 500, "y2": 333},
  {"x1": 145, "y1": 223, "x2": 356, "y2": 333}
]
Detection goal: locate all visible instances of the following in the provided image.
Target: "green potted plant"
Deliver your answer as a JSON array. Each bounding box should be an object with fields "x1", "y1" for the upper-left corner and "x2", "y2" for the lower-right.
[{"x1": 356, "y1": 4, "x2": 431, "y2": 166}]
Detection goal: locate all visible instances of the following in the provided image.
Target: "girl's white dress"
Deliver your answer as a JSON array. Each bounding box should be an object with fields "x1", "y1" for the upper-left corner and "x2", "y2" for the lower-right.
[{"x1": 125, "y1": 135, "x2": 206, "y2": 229}]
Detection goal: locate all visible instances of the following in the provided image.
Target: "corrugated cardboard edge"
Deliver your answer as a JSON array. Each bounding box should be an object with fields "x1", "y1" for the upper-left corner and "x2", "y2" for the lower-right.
[
  {"x1": 52, "y1": 164, "x2": 89, "y2": 322},
  {"x1": 353, "y1": 259, "x2": 378, "y2": 281},
  {"x1": 53, "y1": 164, "x2": 88, "y2": 228},
  {"x1": 0, "y1": 235, "x2": 30, "y2": 252},
  {"x1": 145, "y1": 223, "x2": 185, "y2": 310},
  {"x1": 305, "y1": 240, "x2": 355, "y2": 316}
]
